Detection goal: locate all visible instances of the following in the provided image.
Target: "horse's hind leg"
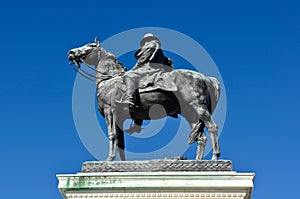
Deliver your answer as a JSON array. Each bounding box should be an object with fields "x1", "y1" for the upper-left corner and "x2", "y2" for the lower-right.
[
  {"x1": 187, "y1": 121, "x2": 207, "y2": 160},
  {"x1": 196, "y1": 124, "x2": 207, "y2": 160},
  {"x1": 199, "y1": 109, "x2": 220, "y2": 160},
  {"x1": 206, "y1": 118, "x2": 220, "y2": 160}
]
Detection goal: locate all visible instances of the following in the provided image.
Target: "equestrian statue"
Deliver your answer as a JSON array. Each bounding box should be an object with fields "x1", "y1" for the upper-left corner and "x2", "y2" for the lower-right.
[{"x1": 68, "y1": 34, "x2": 221, "y2": 161}]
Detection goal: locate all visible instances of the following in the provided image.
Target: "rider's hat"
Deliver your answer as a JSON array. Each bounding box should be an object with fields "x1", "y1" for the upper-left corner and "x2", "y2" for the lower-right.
[{"x1": 140, "y1": 33, "x2": 160, "y2": 46}]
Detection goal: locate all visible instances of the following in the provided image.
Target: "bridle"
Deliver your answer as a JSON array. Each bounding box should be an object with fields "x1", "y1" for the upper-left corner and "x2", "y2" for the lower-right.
[{"x1": 70, "y1": 45, "x2": 125, "y2": 82}]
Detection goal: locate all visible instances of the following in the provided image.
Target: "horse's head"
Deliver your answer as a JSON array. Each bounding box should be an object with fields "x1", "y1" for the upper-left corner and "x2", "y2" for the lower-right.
[
  {"x1": 68, "y1": 38, "x2": 126, "y2": 82},
  {"x1": 68, "y1": 37, "x2": 101, "y2": 67}
]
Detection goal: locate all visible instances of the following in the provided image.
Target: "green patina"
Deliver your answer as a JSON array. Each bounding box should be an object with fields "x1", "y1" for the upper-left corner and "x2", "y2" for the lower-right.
[
  {"x1": 72, "y1": 176, "x2": 123, "y2": 188},
  {"x1": 66, "y1": 178, "x2": 70, "y2": 187}
]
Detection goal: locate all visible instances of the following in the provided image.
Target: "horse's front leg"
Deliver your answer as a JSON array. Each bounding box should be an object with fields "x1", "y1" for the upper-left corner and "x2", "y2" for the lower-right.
[
  {"x1": 107, "y1": 137, "x2": 117, "y2": 161},
  {"x1": 105, "y1": 111, "x2": 117, "y2": 161},
  {"x1": 115, "y1": 120, "x2": 125, "y2": 161},
  {"x1": 106, "y1": 112, "x2": 126, "y2": 161},
  {"x1": 114, "y1": 117, "x2": 125, "y2": 161}
]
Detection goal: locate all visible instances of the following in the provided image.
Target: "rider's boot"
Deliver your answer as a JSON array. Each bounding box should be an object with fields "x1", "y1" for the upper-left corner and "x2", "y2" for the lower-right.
[
  {"x1": 115, "y1": 76, "x2": 138, "y2": 108},
  {"x1": 126, "y1": 119, "x2": 143, "y2": 134},
  {"x1": 126, "y1": 124, "x2": 142, "y2": 134}
]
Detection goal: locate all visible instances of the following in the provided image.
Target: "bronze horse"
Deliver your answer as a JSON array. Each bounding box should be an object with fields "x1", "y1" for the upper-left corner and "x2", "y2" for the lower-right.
[{"x1": 68, "y1": 38, "x2": 221, "y2": 161}]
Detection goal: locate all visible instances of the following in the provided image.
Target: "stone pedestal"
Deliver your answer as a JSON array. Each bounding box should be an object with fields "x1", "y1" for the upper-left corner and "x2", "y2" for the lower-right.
[{"x1": 57, "y1": 160, "x2": 255, "y2": 199}]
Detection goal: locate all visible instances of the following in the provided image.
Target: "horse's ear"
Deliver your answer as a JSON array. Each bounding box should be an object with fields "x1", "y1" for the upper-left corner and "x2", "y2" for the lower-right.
[{"x1": 95, "y1": 37, "x2": 100, "y2": 47}]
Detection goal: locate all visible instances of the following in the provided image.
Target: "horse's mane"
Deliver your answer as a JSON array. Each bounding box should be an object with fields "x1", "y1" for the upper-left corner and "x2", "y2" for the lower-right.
[{"x1": 116, "y1": 61, "x2": 127, "y2": 72}]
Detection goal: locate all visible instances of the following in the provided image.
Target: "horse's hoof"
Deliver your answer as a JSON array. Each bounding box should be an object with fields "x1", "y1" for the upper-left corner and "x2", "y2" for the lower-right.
[
  {"x1": 211, "y1": 154, "x2": 220, "y2": 161},
  {"x1": 106, "y1": 156, "x2": 116, "y2": 161},
  {"x1": 196, "y1": 156, "x2": 203, "y2": 161}
]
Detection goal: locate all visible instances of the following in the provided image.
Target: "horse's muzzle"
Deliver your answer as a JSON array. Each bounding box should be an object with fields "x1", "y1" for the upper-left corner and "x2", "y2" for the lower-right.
[{"x1": 68, "y1": 50, "x2": 76, "y2": 61}]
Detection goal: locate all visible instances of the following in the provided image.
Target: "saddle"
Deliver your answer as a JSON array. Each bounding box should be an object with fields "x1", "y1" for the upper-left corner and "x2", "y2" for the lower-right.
[{"x1": 135, "y1": 64, "x2": 178, "y2": 93}]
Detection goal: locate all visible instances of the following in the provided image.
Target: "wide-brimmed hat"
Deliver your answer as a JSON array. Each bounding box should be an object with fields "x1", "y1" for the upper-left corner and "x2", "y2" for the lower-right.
[{"x1": 140, "y1": 33, "x2": 160, "y2": 46}]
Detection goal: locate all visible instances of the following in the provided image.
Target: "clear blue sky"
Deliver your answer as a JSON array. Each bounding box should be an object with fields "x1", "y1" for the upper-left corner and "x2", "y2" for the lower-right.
[{"x1": 0, "y1": 0, "x2": 299, "y2": 198}]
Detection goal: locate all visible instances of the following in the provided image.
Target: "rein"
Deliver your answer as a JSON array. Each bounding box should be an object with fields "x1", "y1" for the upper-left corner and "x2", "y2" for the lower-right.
[
  {"x1": 71, "y1": 62, "x2": 95, "y2": 81},
  {"x1": 71, "y1": 47, "x2": 125, "y2": 83}
]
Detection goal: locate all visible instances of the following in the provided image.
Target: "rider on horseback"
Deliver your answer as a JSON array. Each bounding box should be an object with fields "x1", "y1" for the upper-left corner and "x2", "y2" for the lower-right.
[
  {"x1": 116, "y1": 33, "x2": 173, "y2": 107},
  {"x1": 115, "y1": 33, "x2": 173, "y2": 133}
]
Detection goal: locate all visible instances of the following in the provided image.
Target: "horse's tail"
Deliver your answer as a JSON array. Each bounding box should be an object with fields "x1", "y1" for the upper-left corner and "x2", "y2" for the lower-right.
[{"x1": 206, "y1": 77, "x2": 221, "y2": 113}]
